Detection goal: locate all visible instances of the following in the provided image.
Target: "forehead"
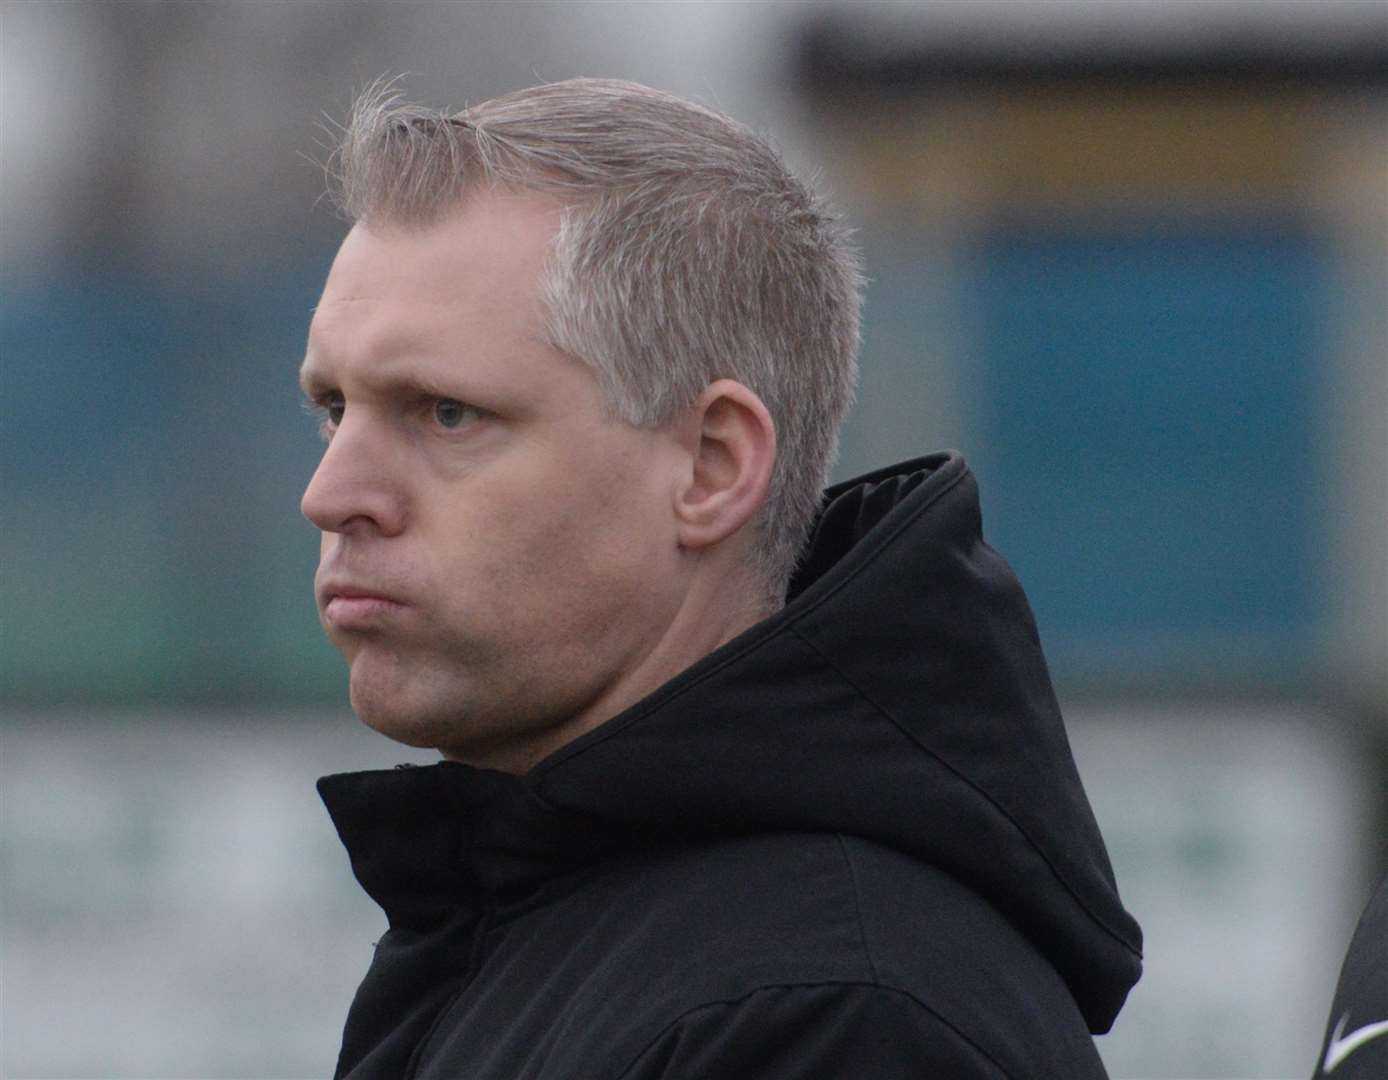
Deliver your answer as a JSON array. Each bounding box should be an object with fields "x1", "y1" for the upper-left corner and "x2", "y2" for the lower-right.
[
  {"x1": 303, "y1": 193, "x2": 566, "y2": 383},
  {"x1": 335, "y1": 193, "x2": 559, "y2": 289}
]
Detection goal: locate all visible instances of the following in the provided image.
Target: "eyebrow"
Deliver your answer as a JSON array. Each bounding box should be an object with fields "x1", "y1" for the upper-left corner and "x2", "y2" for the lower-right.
[{"x1": 298, "y1": 356, "x2": 473, "y2": 403}]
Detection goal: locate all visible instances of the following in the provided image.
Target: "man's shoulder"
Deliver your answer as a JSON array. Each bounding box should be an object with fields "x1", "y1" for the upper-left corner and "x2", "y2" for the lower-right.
[
  {"x1": 569, "y1": 829, "x2": 1090, "y2": 997},
  {"x1": 415, "y1": 831, "x2": 874, "y2": 1077},
  {"x1": 560, "y1": 831, "x2": 878, "y2": 990},
  {"x1": 411, "y1": 830, "x2": 1107, "y2": 1078},
  {"x1": 557, "y1": 831, "x2": 1103, "y2": 1075}
]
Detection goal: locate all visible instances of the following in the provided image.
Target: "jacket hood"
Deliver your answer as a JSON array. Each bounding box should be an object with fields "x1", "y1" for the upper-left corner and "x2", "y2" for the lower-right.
[{"x1": 320, "y1": 451, "x2": 1143, "y2": 1033}]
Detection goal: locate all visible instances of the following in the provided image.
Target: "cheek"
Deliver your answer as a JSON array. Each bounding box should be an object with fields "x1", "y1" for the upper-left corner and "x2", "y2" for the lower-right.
[
  {"x1": 492, "y1": 502, "x2": 610, "y2": 600},
  {"x1": 560, "y1": 487, "x2": 677, "y2": 617},
  {"x1": 472, "y1": 489, "x2": 656, "y2": 624},
  {"x1": 425, "y1": 433, "x2": 678, "y2": 624}
]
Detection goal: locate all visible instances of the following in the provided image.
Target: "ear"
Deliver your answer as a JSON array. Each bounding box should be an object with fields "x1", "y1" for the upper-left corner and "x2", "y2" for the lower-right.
[{"x1": 672, "y1": 379, "x2": 776, "y2": 551}]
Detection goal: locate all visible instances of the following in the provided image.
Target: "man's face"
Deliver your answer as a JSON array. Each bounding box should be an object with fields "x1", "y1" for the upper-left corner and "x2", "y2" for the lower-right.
[{"x1": 300, "y1": 193, "x2": 689, "y2": 772}]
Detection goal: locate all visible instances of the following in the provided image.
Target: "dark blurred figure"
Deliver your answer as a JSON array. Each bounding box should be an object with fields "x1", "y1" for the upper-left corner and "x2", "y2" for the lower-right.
[{"x1": 1315, "y1": 875, "x2": 1388, "y2": 1078}]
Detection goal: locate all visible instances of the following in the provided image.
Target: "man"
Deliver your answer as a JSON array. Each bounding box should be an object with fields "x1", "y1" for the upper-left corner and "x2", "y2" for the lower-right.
[{"x1": 303, "y1": 78, "x2": 1142, "y2": 1078}]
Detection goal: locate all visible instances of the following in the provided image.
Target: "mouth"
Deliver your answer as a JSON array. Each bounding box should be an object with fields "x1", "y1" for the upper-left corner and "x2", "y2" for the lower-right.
[{"x1": 319, "y1": 583, "x2": 409, "y2": 631}]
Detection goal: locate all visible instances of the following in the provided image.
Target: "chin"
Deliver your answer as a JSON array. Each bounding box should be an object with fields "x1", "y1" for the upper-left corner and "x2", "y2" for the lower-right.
[
  {"x1": 361, "y1": 713, "x2": 445, "y2": 751},
  {"x1": 348, "y1": 667, "x2": 450, "y2": 750}
]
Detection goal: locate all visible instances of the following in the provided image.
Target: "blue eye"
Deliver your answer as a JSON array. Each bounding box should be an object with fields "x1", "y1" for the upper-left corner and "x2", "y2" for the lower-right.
[{"x1": 433, "y1": 398, "x2": 474, "y2": 428}]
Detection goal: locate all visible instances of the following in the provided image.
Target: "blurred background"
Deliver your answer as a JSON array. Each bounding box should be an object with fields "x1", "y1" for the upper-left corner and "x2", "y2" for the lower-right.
[{"x1": 2, "y1": 2, "x2": 1385, "y2": 1076}]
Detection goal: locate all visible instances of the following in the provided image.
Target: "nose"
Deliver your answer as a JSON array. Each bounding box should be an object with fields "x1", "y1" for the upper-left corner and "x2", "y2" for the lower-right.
[{"x1": 301, "y1": 418, "x2": 406, "y2": 536}]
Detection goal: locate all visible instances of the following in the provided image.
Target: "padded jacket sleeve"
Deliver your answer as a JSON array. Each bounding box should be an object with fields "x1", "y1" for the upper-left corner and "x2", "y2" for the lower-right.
[{"x1": 616, "y1": 983, "x2": 1010, "y2": 1079}]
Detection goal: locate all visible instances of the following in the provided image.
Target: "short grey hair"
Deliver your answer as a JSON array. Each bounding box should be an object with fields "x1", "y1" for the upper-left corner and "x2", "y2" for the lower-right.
[{"x1": 330, "y1": 77, "x2": 862, "y2": 605}]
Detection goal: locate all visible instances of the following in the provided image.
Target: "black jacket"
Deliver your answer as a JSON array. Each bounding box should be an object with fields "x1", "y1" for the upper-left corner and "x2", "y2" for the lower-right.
[
  {"x1": 1314, "y1": 873, "x2": 1388, "y2": 1078},
  {"x1": 319, "y1": 452, "x2": 1143, "y2": 1078}
]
